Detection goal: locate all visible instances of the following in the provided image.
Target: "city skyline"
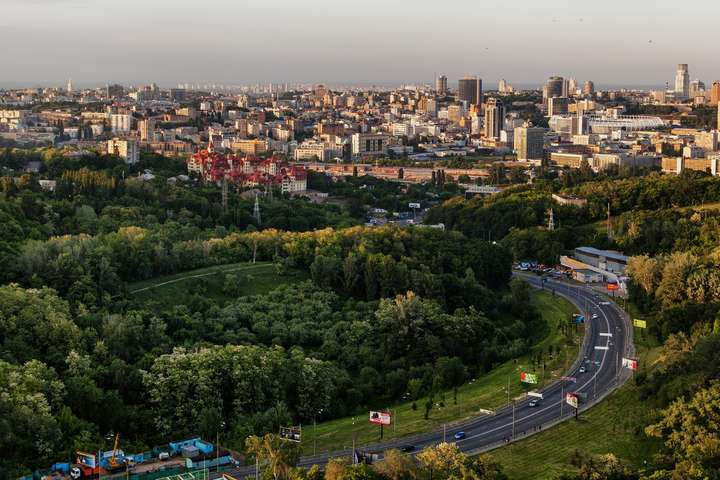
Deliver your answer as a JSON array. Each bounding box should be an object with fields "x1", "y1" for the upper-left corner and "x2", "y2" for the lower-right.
[{"x1": 2, "y1": 0, "x2": 720, "y2": 88}]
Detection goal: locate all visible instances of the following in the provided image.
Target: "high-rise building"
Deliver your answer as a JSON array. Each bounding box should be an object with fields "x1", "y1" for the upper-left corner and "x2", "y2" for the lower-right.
[
  {"x1": 545, "y1": 76, "x2": 564, "y2": 108},
  {"x1": 711, "y1": 82, "x2": 720, "y2": 106},
  {"x1": 514, "y1": 126, "x2": 545, "y2": 162},
  {"x1": 690, "y1": 80, "x2": 706, "y2": 98},
  {"x1": 436, "y1": 75, "x2": 448, "y2": 95},
  {"x1": 139, "y1": 118, "x2": 155, "y2": 142},
  {"x1": 67, "y1": 79, "x2": 73, "y2": 93},
  {"x1": 106, "y1": 84, "x2": 124, "y2": 99},
  {"x1": 675, "y1": 64, "x2": 690, "y2": 100},
  {"x1": 107, "y1": 138, "x2": 139, "y2": 164},
  {"x1": 110, "y1": 113, "x2": 132, "y2": 134},
  {"x1": 582, "y1": 81, "x2": 595, "y2": 96},
  {"x1": 498, "y1": 79, "x2": 508, "y2": 93},
  {"x1": 484, "y1": 98, "x2": 505, "y2": 139},
  {"x1": 568, "y1": 78, "x2": 578, "y2": 97},
  {"x1": 458, "y1": 75, "x2": 482, "y2": 105},
  {"x1": 548, "y1": 97, "x2": 570, "y2": 116}
]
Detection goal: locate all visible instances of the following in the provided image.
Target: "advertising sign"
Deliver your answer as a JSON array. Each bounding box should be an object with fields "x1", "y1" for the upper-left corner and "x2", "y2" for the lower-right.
[
  {"x1": 76, "y1": 452, "x2": 97, "y2": 468},
  {"x1": 369, "y1": 411, "x2": 391, "y2": 425},
  {"x1": 520, "y1": 372, "x2": 539, "y2": 384},
  {"x1": 607, "y1": 283, "x2": 619, "y2": 291},
  {"x1": 280, "y1": 426, "x2": 302, "y2": 442},
  {"x1": 573, "y1": 314, "x2": 585, "y2": 324},
  {"x1": 528, "y1": 391, "x2": 543, "y2": 399},
  {"x1": 565, "y1": 393, "x2": 579, "y2": 409},
  {"x1": 633, "y1": 319, "x2": 647, "y2": 329},
  {"x1": 622, "y1": 358, "x2": 638, "y2": 371}
]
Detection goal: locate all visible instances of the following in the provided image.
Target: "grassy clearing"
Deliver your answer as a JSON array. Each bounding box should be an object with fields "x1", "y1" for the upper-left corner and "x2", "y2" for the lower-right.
[
  {"x1": 128, "y1": 262, "x2": 306, "y2": 308},
  {"x1": 491, "y1": 305, "x2": 663, "y2": 480},
  {"x1": 301, "y1": 290, "x2": 582, "y2": 455}
]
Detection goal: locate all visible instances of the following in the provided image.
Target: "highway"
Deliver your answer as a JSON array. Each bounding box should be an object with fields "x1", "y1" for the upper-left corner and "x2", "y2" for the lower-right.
[{"x1": 220, "y1": 274, "x2": 634, "y2": 477}]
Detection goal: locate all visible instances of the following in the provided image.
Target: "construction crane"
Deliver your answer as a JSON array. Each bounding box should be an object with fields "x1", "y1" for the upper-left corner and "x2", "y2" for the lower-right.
[{"x1": 107, "y1": 433, "x2": 124, "y2": 471}]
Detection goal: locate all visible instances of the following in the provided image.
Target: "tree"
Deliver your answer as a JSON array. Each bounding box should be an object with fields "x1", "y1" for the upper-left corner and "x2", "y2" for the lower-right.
[
  {"x1": 374, "y1": 449, "x2": 417, "y2": 480},
  {"x1": 246, "y1": 433, "x2": 300, "y2": 480},
  {"x1": 645, "y1": 383, "x2": 720, "y2": 480},
  {"x1": 434, "y1": 357, "x2": 467, "y2": 405}
]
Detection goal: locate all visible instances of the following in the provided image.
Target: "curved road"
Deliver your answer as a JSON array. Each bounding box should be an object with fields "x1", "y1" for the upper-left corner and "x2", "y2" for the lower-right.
[{"x1": 222, "y1": 275, "x2": 634, "y2": 476}]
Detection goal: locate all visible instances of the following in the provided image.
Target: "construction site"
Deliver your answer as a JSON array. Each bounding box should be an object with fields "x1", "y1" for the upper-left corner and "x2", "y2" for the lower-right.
[{"x1": 21, "y1": 436, "x2": 241, "y2": 480}]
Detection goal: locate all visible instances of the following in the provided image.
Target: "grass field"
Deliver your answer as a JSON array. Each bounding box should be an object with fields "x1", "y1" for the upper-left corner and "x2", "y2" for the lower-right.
[
  {"x1": 128, "y1": 262, "x2": 306, "y2": 308},
  {"x1": 301, "y1": 290, "x2": 582, "y2": 455},
  {"x1": 491, "y1": 305, "x2": 663, "y2": 480}
]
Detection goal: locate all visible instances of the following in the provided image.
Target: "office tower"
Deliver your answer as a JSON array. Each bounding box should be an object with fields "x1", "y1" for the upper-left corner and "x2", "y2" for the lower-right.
[
  {"x1": 514, "y1": 126, "x2": 545, "y2": 161},
  {"x1": 484, "y1": 98, "x2": 505, "y2": 139},
  {"x1": 498, "y1": 79, "x2": 508, "y2": 93},
  {"x1": 562, "y1": 78, "x2": 570, "y2": 97},
  {"x1": 458, "y1": 75, "x2": 482, "y2": 105},
  {"x1": 545, "y1": 76, "x2": 564, "y2": 108},
  {"x1": 711, "y1": 82, "x2": 720, "y2": 105},
  {"x1": 569, "y1": 78, "x2": 578, "y2": 96},
  {"x1": 67, "y1": 79, "x2": 73, "y2": 93},
  {"x1": 548, "y1": 97, "x2": 570, "y2": 116},
  {"x1": 675, "y1": 64, "x2": 690, "y2": 99},
  {"x1": 583, "y1": 80, "x2": 595, "y2": 96},
  {"x1": 106, "y1": 84, "x2": 124, "y2": 99},
  {"x1": 436, "y1": 75, "x2": 448, "y2": 95}
]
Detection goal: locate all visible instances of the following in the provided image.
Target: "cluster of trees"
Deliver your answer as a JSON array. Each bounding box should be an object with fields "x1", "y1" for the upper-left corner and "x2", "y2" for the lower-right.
[{"x1": 244, "y1": 437, "x2": 507, "y2": 480}]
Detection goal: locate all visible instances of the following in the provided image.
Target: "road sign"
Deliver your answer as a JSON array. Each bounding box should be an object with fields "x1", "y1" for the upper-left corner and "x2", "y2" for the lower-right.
[
  {"x1": 528, "y1": 391, "x2": 543, "y2": 399},
  {"x1": 520, "y1": 372, "x2": 539, "y2": 384},
  {"x1": 369, "y1": 411, "x2": 391, "y2": 425},
  {"x1": 279, "y1": 426, "x2": 301, "y2": 442},
  {"x1": 594, "y1": 345, "x2": 609, "y2": 350},
  {"x1": 565, "y1": 393, "x2": 579, "y2": 409},
  {"x1": 408, "y1": 202, "x2": 421, "y2": 209},
  {"x1": 633, "y1": 319, "x2": 647, "y2": 329},
  {"x1": 599, "y1": 332, "x2": 613, "y2": 337},
  {"x1": 622, "y1": 358, "x2": 638, "y2": 370}
]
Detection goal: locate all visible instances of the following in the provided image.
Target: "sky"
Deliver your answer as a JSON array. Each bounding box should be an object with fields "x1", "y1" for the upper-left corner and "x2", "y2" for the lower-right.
[{"x1": 2, "y1": 0, "x2": 719, "y2": 89}]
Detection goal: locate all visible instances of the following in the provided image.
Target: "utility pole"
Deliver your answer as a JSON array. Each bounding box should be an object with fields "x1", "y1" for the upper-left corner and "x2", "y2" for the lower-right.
[
  {"x1": 443, "y1": 424, "x2": 446, "y2": 443},
  {"x1": 560, "y1": 383, "x2": 564, "y2": 417},
  {"x1": 606, "y1": 202, "x2": 612, "y2": 239},
  {"x1": 512, "y1": 402, "x2": 516, "y2": 439}
]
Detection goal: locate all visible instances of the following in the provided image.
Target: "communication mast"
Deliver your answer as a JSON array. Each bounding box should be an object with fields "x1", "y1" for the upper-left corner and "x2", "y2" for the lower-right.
[
  {"x1": 253, "y1": 193, "x2": 261, "y2": 225},
  {"x1": 547, "y1": 208, "x2": 555, "y2": 231}
]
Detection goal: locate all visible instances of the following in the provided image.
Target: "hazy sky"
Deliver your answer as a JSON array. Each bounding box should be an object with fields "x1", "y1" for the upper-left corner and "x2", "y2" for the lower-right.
[{"x1": 2, "y1": 0, "x2": 719, "y2": 89}]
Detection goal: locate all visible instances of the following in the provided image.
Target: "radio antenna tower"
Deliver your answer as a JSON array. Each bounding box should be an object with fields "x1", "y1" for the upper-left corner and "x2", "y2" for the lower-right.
[
  {"x1": 547, "y1": 208, "x2": 555, "y2": 231},
  {"x1": 253, "y1": 193, "x2": 261, "y2": 226}
]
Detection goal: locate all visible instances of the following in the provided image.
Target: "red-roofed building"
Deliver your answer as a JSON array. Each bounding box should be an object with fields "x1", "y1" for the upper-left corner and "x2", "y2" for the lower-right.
[{"x1": 187, "y1": 142, "x2": 307, "y2": 193}]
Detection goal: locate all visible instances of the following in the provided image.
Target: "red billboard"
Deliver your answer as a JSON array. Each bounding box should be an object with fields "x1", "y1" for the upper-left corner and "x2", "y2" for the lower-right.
[{"x1": 369, "y1": 411, "x2": 391, "y2": 425}]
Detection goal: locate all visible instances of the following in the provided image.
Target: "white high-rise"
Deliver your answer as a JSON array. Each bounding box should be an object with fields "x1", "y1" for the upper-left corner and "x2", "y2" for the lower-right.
[{"x1": 675, "y1": 64, "x2": 690, "y2": 100}]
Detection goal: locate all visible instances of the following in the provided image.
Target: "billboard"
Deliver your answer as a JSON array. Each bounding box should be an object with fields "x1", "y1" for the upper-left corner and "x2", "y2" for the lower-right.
[
  {"x1": 76, "y1": 452, "x2": 97, "y2": 468},
  {"x1": 622, "y1": 358, "x2": 638, "y2": 371},
  {"x1": 633, "y1": 319, "x2": 647, "y2": 329},
  {"x1": 606, "y1": 283, "x2": 619, "y2": 291},
  {"x1": 565, "y1": 393, "x2": 578, "y2": 409},
  {"x1": 573, "y1": 314, "x2": 585, "y2": 324},
  {"x1": 408, "y1": 202, "x2": 421, "y2": 209},
  {"x1": 520, "y1": 372, "x2": 539, "y2": 384},
  {"x1": 369, "y1": 411, "x2": 391, "y2": 425},
  {"x1": 280, "y1": 426, "x2": 302, "y2": 442}
]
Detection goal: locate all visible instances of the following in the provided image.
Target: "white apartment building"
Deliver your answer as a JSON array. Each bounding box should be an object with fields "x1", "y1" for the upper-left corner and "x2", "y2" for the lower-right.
[
  {"x1": 107, "y1": 137, "x2": 139, "y2": 164},
  {"x1": 110, "y1": 114, "x2": 132, "y2": 134}
]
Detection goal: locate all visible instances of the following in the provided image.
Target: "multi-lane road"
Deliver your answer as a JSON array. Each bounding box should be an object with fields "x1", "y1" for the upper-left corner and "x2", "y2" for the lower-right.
[{"x1": 221, "y1": 274, "x2": 634, "y2": 477}]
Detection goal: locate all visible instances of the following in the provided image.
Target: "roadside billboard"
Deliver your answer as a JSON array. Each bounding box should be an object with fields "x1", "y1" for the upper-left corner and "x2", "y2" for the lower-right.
[
  {"x1": 520, "y1": 372, "x2": 539, "y2": 384},
  {"x1": 565, "y1": 393, "x2": 578, "y2": 409},
  {"x1": 633, "y1": 319, "x2": 647, "y2": 329},
  {"x1": 369, "y1": 411, "x2": 391, "y2": 425},
  {"x1": 606, "y1": 283, "x2": 619, "y2": 291},
  {"x1": 622, "y1": 358, "x2": 638, "y2": 371},
  {"x1": 279, "y1": 426, "x2": 302, "y2": 442}
]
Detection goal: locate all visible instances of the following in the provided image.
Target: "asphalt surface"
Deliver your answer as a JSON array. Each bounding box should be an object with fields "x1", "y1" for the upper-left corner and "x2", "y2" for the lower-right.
[{"x1": 220, "y1": 274, "x2": 634, "y2": 478}]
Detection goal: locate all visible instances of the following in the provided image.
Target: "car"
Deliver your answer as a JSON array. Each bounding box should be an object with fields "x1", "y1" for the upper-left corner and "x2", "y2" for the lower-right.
[
  {"x1": 528, "y1": 400, "x2": 539, "y2": 407},
  {"x1": 400, "y1": 445, "x2": 415, "y2": 452},
  {"x1": 591, "y1": 314, "x2": 599, "y2": 319},
  {"x1": 454, "y1": 431, "x2": 466, "y2": 440},
  {"x1": 158, "y1": 452, "x2": 170, "y2": 461},
  {"x1": 579, "y1": 366, "x2": 586, "y2": 374}
]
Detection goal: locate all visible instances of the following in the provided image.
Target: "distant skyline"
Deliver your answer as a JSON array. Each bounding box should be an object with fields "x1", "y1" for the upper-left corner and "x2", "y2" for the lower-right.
[{"x1": 2, "y1": 0, "x2": 719, "y2": 88}]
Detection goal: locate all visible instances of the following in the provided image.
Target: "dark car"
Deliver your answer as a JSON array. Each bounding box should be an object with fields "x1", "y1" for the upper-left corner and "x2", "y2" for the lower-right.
[
  {"x1": 400, "y1": 445, "x2": 415, "y2": 452},
  {"x1": 454, "y1": 431, "x2": 466, "y2": 440}
]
